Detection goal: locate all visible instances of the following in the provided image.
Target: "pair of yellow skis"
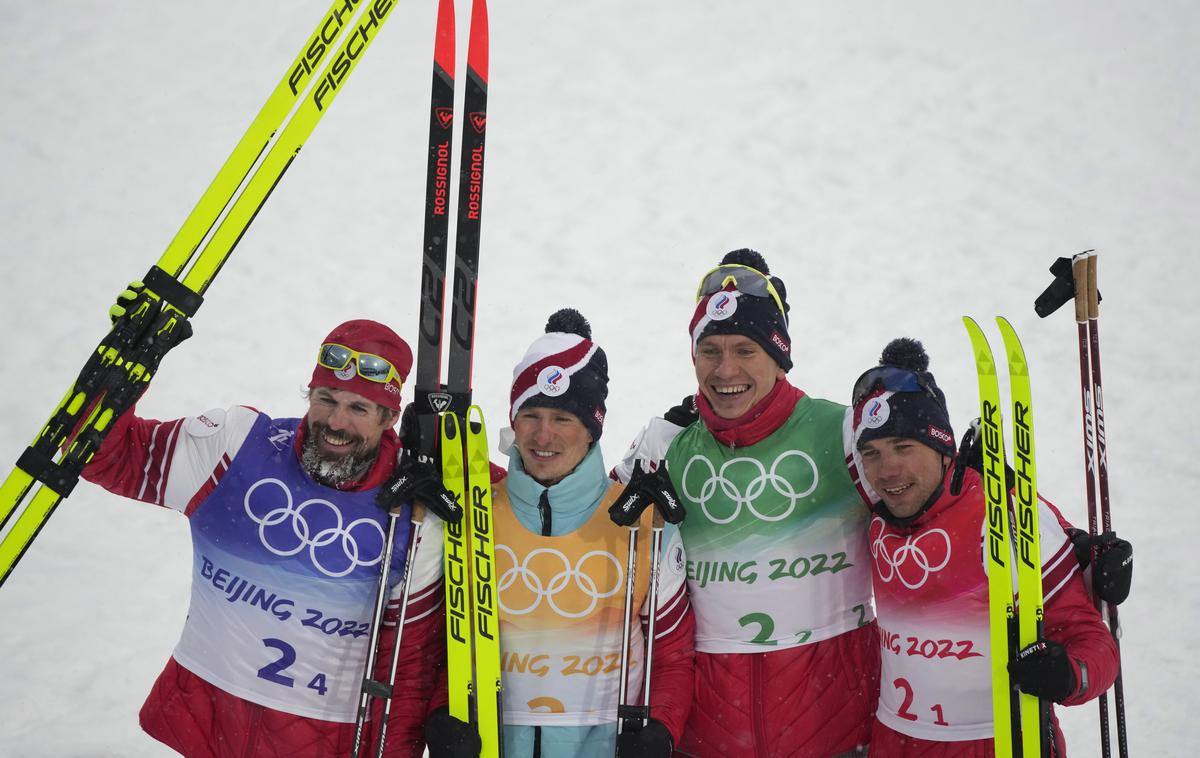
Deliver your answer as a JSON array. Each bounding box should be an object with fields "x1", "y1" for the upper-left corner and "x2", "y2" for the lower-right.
[
  {"x1": 441, "y1": 409, "x2": 503, "y2": 757},
  {"x1": 964, "y1": 317, "x2": 1047, "y2": 758},
  {"x1": 0, "y1": 0, "x2": 400, "y2": 589}
]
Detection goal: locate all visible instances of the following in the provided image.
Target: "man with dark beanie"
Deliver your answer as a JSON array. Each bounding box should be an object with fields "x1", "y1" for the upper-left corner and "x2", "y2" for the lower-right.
[
  {"x1": 849, "y1": 338, "x2": 1120, "y2": 757},
  {"x1": 77, "y1": 318, "x2": 448, "y2": 757},
  {"x1": 425, "y1": 309, "x2": 695, "y2": 758},
  {"x1": 613, "y1": 250, "x2": 878, "y2": 757}
]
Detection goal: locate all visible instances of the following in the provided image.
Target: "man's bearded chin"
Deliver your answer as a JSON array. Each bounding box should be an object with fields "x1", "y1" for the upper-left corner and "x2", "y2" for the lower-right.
[{"x1": 301, "y1": 423, "x2": 378, "y2": 488}]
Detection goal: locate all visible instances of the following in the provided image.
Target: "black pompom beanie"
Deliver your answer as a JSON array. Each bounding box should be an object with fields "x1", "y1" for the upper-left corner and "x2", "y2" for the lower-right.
[
  {"x1": 851, "y1": 337, "x2": 955, "y2": 458},
  {"x1": 688, "y1": 248, "x2": 793, "y2": 371}
]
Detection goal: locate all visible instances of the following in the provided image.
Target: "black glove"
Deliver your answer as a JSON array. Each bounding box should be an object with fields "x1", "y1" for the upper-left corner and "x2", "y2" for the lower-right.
[
  {"x1": 1008, "y1": 639, "x2": 1077, "y2": 703},
  {"x1": 376, "y1": 455, "x2": 463, "y2": 523},
  {"x1": 397, "y1": 403, "x2": 426, "y2": 453},
  {"x1": 616, "y1": 718, "x2": 674, "y2": 758},
  {"x1": 424, "y1": 706, "x2": 481, "y2": 758},
  {"x1": 1067, "y1": 528, "x2": 1133, "y2": 605},
  {"x1": 663, "y1": 394, "x2": 699, "y2": 427},
  {"x1": 376, "y1": 405, "x2": 463, "y2": 522},
  {"x1": 610, "y1": 460, "x2": 686, "y2": 526}
]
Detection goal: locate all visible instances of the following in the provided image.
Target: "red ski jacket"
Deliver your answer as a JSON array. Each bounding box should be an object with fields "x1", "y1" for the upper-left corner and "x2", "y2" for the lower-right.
[{"x1": 864, "y1": 468, "x2": 1119, "y2": 758}]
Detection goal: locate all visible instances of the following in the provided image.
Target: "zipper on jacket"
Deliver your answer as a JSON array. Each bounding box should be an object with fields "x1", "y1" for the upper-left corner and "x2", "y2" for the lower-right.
[
  {"x1": 750, "y1": 653, "x2": 768, "y2": 756},
  {"x1": 242, "y1": 703, "x2": 264, "y2": 758}
]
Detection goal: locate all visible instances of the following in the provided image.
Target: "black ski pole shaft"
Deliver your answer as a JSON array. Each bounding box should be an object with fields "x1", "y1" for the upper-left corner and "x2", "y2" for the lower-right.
[
  {"x1": 640, "y1": 512, "x2": 666, "y2": 722},
  {"x1": 615, "y1": 525, "x2": 641, "y2": 738},
  {"x1": 372, "y1": 506, "x2": 427, "y2": 758},
  {"x1": 351, "y1": 511, "x2": 403, "y2": 757},
  {"x1": 1083, "y1": 254, "x2": 1129, "y2": 758},
  {"x1": 1071, "y1": 252, "x2": 1111, "y2": 758}
]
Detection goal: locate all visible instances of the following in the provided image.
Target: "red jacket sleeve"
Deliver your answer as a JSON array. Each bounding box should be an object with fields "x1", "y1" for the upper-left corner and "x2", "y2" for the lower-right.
[
  {"x1": 642, "y1": 581, "x2": 695, "y2": 744},
  {"x1": 1043, "y1": 569, "x2": 1119, "y2": 706},
  {"x1": 80, "y1": 405, "x2": 175, "y2": 501}
]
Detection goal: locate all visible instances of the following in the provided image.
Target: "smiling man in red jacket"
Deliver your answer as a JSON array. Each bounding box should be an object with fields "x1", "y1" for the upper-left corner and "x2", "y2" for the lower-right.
[
  {"x1": 614, "y1": 249, "x2": 878, "y2": 757},
  {"x1": 848, "y1": 337, "x2": 1119, "y2": 757},
  {"x1": 81, "y1": 317, "x2": 446, "y2": 757}
]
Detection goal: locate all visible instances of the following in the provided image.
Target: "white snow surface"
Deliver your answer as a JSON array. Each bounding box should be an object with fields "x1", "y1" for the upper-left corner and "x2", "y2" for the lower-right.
[{"x1": 1, "y1": 1, "x2": 1196, "y2": 755}]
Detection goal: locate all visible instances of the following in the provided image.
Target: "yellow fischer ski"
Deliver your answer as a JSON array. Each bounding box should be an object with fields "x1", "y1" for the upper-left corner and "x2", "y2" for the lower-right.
[
  {"x1": 441, "y1": 412, "x2": 473, "y2": 723},
  {"x1": 963, "y1": 317, "x2": 1017, "y2": 757},
  {"x1": 465, "y1": 405, "x2": 501, "y2": 758},
  {"x1": 0, "y1": 0, "x2": 399, "y2": 588},
  {"x1": 998, "y1": 317, "x2": 1049, "y2": 757},
  {"x1": 440, "y1": 408, "x2": 501, "y2": 756}
]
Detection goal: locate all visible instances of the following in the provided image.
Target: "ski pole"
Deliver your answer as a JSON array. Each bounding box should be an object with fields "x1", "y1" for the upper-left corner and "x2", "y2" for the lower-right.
[
  {"x1": 1079, "y1": 254, "x2": 1129, "y2": 758},
  {"x1": 615, "y1": 524, "x2": 641, "y2": 738},
  {"x1": 1071, "y1": 252, "x2": 1115, "y2": 758},
  {"x1": 640, "y1": 511, "x2": 666, "y2": 719},
  {"x1": 372, "y1": 504, "x2": 427, "y2": 758},
  {"x1": 351, "y1": 504, "x2": 426, "y2": 758},
  {"x1": 615, "y1": 510, "x2": 664, "y2": 747}
]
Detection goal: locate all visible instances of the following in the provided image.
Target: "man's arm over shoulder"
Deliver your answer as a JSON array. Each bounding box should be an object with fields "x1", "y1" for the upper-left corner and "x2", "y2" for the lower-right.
[{"x1": 611, "y1": 417, "x2": 687, "y2": 485}]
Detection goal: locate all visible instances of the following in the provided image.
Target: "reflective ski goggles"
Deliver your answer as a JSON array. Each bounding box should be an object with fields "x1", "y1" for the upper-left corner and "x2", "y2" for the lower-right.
[
  {"x1": 695, "y1": 263, "x2": 787, "y2": 317},
  {"x1": 851, "y1": 365, "x2": 940, "y2": 408},
  {"x1": 317, "y1": 343, "x2": 406, "y2": 387}
]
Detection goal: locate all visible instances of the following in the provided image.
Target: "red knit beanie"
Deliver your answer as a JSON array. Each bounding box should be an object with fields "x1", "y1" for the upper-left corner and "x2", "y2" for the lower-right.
[{"x1": 309, "y1": 319, "x2": 412, "y2": 412}]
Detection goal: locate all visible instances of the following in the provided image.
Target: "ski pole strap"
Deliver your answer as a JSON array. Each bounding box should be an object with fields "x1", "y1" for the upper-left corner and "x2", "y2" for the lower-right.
[
  {"x1": 16, "y1": 447, "x2": 79, "y2": 497},
  {"x1": 361, "y1": 678, "x2": 393, "y2": 699},
  {"x1": 143, "y1": 266, "x2": 204, "y2": 318},
  {"x1": 618, "y1": 704, "x2": 650, "y2": 724}
]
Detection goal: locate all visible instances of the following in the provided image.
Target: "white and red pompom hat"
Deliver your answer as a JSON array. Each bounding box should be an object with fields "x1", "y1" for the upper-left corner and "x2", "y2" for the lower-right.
[{"x1": 510, "y1": 309, "x2": 609, "y2": 440}]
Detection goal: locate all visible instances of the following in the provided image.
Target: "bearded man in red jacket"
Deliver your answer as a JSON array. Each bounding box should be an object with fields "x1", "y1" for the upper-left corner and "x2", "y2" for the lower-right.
[{"x1": 81, "y1": 317, "x2": 450, "y2": 757}]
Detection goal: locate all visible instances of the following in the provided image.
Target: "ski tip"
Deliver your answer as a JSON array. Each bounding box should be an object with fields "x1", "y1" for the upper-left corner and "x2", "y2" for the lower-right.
[
  {"x1": 466, "y1": 405, "x2": 487, "y2": 434},
  {"x1": 467, "y1": 0, "x2": 489, "y2": 83},
  {"x1": 434, "y1": 0, "x2": 455, "y2": 74}
]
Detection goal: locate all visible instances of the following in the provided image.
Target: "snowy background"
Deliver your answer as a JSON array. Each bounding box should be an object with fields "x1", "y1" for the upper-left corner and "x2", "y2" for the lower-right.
[{"x1": 1, "y1": 1, "x2": 1196, "y2": 755}]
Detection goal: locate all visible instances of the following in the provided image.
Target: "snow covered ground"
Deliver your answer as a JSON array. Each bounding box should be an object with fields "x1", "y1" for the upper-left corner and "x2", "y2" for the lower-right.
[{"x1": 0, "y1": 1, "x2": 1196, "y2": 755}]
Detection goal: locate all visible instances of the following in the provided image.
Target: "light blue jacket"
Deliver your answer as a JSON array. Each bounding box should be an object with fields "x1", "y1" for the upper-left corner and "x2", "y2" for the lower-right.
[{"x1": 500, "y1": 443, "x2": 621, "y2": 758}]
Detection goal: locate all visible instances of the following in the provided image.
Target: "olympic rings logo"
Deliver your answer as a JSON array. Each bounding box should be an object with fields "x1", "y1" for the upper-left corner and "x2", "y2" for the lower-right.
[
  {"x1": 869, "y1": 519, "x2": 951, "y2": 589},
  {"x1": 681, "y1": 450, "x2": 820, "y2": 524},
  {"x1": 244, "y1": 478, "x2": 386, "y2": 578},
  {"x1": 496, "y1": 545, "x2": 622, "y2": 619}
]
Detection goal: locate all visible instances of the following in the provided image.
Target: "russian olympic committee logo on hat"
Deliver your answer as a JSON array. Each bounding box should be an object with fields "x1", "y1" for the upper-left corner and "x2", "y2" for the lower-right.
[
  {"x1": 706, "y1": 292, "x2": 738, "y2": 321},
  {"x1": 863, "y1": 397, "x2": 890, "y2": 428},
  {"x1": 244, "y1": 478, "x2": 386, "y2": 578},
  {"x1": 537, "y1": 366, "x2": 569, "y2": 396}
]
